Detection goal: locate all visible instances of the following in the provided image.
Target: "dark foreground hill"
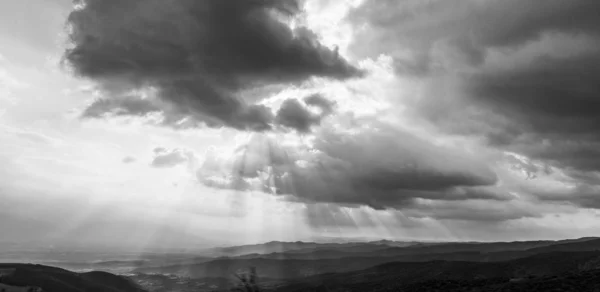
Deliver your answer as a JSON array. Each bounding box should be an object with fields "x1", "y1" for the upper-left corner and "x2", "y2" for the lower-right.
[
  {"x1": 370, "y1": 270, "x2": 600, "y2": 292},
  {"x1": 0, "y1": 264, "x2": 146, "y2": 292},
  {"x1": 269, "y1": 251, "x2": 600, "y2": 292}
]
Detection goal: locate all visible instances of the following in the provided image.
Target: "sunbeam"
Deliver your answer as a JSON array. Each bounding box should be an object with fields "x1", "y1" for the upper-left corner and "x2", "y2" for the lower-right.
[{"x1": 2, "y1": 0, "x2": 600, "y2": 291}]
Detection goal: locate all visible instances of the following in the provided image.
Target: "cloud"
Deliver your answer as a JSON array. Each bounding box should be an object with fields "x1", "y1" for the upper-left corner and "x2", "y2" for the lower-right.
[
  {"x1": 151, "y1": 147, "x2": 194, "y2": 168},
  {"x1": 411, "y1": 46, "x2": 600, "y2": 177},
  {"x1": 404, "y1": 199, "x2": 542, "y2": 222},
  {"x1": 537, "y1": 186, "x2": 600, "y2": 210},
  {"x1": 275, "y1": 99, "x2": 316, "y2": 133},
  {"x1": 515, "y1": 168, "x2": 600, "y2": 210},
  {"x1": 274, "y1": 94, "x2": 335, "y2": 132},
  {"x1": 461, "y1": 51, "x2": 600, "y2": 169},
  {"x1": 504, "y1": 153, "x2": 551, "y2": 180},
  {"x1": 346, "y1": 0, "x2": 600, "y2": 76},
  {"x1": 82, "y1": 96, "x2": 161, "y2": 118},
  {"x1": 304, "y1": 93, "x2": 335, "y2": 115},
  {"x1": 0, "y1": 125, "x2": 63, "y2": 146},
  {"x1": 344, "y1": 0, "x2": 600, "y2": 211},
  {"x1": 122, "y1": 156, "x2": 136, "y2": 164},
  {"x1": 196, "y1": 117, "x2": 504, "y2": 209},
  {"x1": 196, "y1": 134, "x2": 289, "y2": 191},
  {"x1": 64, "y1": 0, "x2": 363, "y2": 131},
  {"x1": 43, "y1": 0, "x2": 600, "y2": 233}
]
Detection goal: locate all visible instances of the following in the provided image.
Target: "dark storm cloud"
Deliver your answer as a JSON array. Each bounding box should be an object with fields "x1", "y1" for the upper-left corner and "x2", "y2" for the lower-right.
[
  {"x1": 151, "y1": 148, "x2": 194, "y2": 168},
  {"x1": 64, "y1": 0, "x2": 362, "y2": 131},
  {"x1": 347, "y1": 0, "x2": 600, "y2": 180},
  {"x1": 196, "y1": 121, "x2": 505, "y2": 210},
  {"x1": 513, "y1": 166, "x2": 600, "y2": 209},
  {"x1": 411, "y1": 51, "x2": 600, "y2": 176},
  {"x1": 274, "y1": 94, "x2": 335, "y2": 132},
  {"x1": 462, "y1": 51, "x2": 600, "y2": 172},
  {"x1": 468, "y1": 53, "x2": 600, "y2": 131},
  {"x1": 304, "y1": 200, "x2": 542, "y2": 232},
  {"x1": 81, "y1": 93, "x2": 275, "y2": 131},
  {"x1": 347, "y1": 0, "x2": 600, "y2": 75},
  {"x1": 275, "y1": 99, "x2": 316, "y2": 132},
  {"x1": 533, "y1": 182, "x2": 600, "y2": 210},
  {"x1": 472, "y1": 0, "x2": 600, "y2": 48}
]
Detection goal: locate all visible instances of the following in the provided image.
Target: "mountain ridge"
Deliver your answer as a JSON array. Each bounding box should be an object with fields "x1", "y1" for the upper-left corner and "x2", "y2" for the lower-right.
[
  {"x1": 133, "y1": 237, "x2": 600, "y2": 279},
  {"x1": 0, "y1": 263, "x2": 145, "y2": 292}
]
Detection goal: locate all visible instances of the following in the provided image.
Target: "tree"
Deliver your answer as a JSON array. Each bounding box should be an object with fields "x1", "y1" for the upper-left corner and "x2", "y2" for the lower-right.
[{"x1": 231, "y1": 267, "x2": 260, "y2": 292}]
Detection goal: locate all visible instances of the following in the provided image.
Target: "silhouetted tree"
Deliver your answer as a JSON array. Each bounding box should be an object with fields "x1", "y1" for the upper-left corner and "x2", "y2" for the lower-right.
[{"x1": 231, "y1": 267, "x2": 260, "y2": 292}]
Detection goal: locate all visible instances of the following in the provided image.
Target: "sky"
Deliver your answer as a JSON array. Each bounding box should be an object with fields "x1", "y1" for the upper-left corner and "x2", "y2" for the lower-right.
[{"x1": 1, "y1": 0, "x2": 600, "y2": 251}]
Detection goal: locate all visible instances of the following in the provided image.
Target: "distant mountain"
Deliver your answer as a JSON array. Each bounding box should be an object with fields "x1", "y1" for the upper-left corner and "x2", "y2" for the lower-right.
[
  {"x1": 270, "y1": 251, "x2": 600, "y2": 292},
  {"x1": 207, "y1": 237, "x2": 599, "y2": 258},
  {"x1": 0, "y1": 263, "x2": 146, "y2": 292},
  {"x1": 131, "y1": 249, "x2": 569, "y2": 280},
  {"x1": 233, "y1": 249, "x2": 371, "y2": 260},
  {"x1": 208, "y1": 241, "x2": 324, "y2": 257},
  {"x1": 372, "y1": 239, "x2": 572, "y2": 255},
  {"x1": 43, "y1": 256, "x2": 215, "y2": 274},
  {"x1": 526, "y1": 238, "x2": 600, "y2": 254},
  {"x1": 207, "y1": 240, "x2": 414, "y2": 257},
  {"x1": 3, "y1": 237, "x2": 600, "y2": 292},
  {"x1": 135, "y1": 237, "x2": 600, "y2": 280},
  {"x1": 134, "y1": 257, "x2": 393, "y2": 279},
  {"x1": 367, "y1": 240, "x2": 427, "y2": 248},
  {"x1": 220, "y1": 237, "x2": 600, "y2": 262}
]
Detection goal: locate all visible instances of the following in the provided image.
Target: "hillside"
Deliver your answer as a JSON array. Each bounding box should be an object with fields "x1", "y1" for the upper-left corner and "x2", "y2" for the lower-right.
[
  {"x1": 2, "y1": 237, "x2": 600, "y2": 292},
  {"x1": 0, "y1": 264, "x2": 146, "y2": 292},
  {"x1": 270, "y1": 251, "x2": 600, "y2": 292},
  {"x1": 373, "y1": 270, "x2": 600, "y2": 292},
  {"x1": 134, "y1": 257, "x2": 393, "y2": 279},
  {"x1": 134, "y1": 237, "x2": 600, "y2": 280},
  {"x1": 214, "y1": 237, "x2": 599, "y2": 261},
  {"x1": 205, "y1": 241, "x2": 409, "y2": 257},
  {"x1": 526, "y1": 238, "x2": 600, "y2": 254}
]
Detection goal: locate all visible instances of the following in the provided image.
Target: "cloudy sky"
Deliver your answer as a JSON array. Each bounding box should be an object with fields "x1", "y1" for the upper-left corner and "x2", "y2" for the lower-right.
[{"x1": 1, "y1": 0, "x2": 600, "y2": 251}]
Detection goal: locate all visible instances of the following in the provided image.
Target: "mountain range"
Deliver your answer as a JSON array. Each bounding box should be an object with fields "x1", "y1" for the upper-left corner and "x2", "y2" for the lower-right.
[
  {"x1": 0, "y1": 263, "x2": 144, "y2": 292},
  {"x1": 3, "y1": 237, "x2": 600, "y2": 291},
  {"x1": 133, "y1": 237, "x2": 600, "y2": 279}
]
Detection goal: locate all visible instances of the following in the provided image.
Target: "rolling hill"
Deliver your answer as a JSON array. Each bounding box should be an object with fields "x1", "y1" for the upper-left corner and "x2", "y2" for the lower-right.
[
  {"x1": 270, "y1": 251, "x2": 600, "y2": 292},
  {"x1": 205, "y1": 240, "x2": 412, "y2": 257},
  {"x1": 0, "y1": 264, "x2": 146, "y2": 292},
  {"x1": 2, "y1": 237, "x2": 600, "y2": 291},
  {"x1": 134, "y1": 237, "x2": 600, "y2": 280}
]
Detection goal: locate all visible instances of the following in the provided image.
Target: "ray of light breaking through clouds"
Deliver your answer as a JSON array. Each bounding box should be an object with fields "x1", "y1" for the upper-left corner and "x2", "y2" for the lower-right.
[{"x1": 0, "y1": 0, "x2": 600, "y2": 251}]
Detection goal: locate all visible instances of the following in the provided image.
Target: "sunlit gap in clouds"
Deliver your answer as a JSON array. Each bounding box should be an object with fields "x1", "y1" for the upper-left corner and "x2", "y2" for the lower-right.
[
  {"x1": 205, "y1": 126, "x2": 436, "y2": 242},
  {"x1": 190, "y1": 0, "x2": 398, "y2": 241},
  {"x1": 200, "y1": 131, "x2": 301, "y2": 240},
  {"x1": 57, "y1": 0, "x2": 428, "y2": 245}
]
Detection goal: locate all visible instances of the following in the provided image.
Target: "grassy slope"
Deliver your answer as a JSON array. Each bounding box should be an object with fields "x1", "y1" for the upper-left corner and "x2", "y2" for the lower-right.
[{"x1": 0, "y1": 264, "x2": 145, "y2": 292}]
